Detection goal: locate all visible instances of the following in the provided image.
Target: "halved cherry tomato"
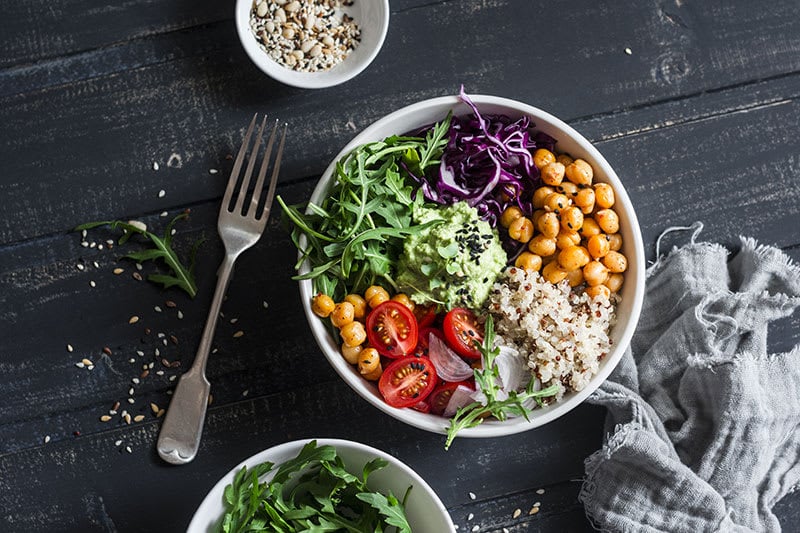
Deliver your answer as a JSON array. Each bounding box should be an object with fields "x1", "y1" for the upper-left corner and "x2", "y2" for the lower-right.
[
  {"x1": 443, "y1": 308, "x2": 484, "y2": 359},
  {"x1": 428, "y1": 381, "x2": 473, "y2": 416},
  {"x1": 366, "y1": 301, "x2": 418, "y2": 358},
  {"x1": 413, "y1": 304, "x2": 437, "y2": 328},
  {"x1": 378, "y1": 356, "x2": 438, "y2": 408},
  {"x1": 413, "y1": 327, "x2": 445, "y2": 358}
]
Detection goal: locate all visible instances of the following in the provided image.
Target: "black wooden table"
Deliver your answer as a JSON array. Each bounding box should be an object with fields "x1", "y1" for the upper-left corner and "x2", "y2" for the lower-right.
[{"x1": 2, "y1": 1, "x2": 799, "y2": 531}]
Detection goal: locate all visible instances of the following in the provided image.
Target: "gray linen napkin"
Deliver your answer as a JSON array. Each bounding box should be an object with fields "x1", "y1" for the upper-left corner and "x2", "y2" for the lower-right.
[{"x1": 579, "y1": 223, "x2": 800, "y2": 532}]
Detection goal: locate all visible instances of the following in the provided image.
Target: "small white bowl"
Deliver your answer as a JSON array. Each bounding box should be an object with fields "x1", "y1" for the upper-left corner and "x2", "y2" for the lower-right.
[
  {"x1": 298, "y1": 94, "x2": 646, "y2": 440},
  {"x1": 235, "y1": 0, "x2": 389, "y2": 89},
  {"x1": 187, "y1": 438, "x2": 455, "y2": 532}
]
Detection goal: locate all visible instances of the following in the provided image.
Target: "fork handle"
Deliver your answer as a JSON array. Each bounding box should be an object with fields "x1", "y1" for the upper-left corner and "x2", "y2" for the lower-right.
[{"x1": 157, "y1": 254, "x2": 236, "y2": 465}]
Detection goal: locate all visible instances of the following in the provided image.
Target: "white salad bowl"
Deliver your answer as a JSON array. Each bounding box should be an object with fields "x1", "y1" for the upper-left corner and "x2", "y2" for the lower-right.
[
  {"x1": 299, "y1": 94, "x2": 646, "y2": 439},
  {"x1": 234, "y1": 0, "x2": 389, "y2": 89},
  {"x1": 187, "y1": 438, "x2": 454, "y2": 532}
]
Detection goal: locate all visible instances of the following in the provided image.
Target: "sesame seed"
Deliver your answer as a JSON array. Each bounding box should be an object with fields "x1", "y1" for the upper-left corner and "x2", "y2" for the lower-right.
[
  {"x1": 471, "y1": 527, "x2": 479, "y2": 532},
  {"x1": 76, "y1": 263, "x2": 85, "y2": 271},
  {"x1": 129, "y1": 358, "x2": 135, "y2": 363},
  {"x1": 114, "y1": 440, "x2": 122, "y2": 446},
  {"x1": 87, "y1": 365, "x2": 94, "y2": 370},
  {"x1": 467, "y1": 513, "x2": 474, "y2": 521},
  {"x1": 82, "y1": 358, "x2": 93, "y2": 366},
  {"x1": 154, "y1": 306, "x2": 162, "y2": 312},
  {"x1": 262, "y1": 301, "x2": 268, "y2": 309},
  {"x1": 230, "y1": 318, "x2": 238, "y2": 324},
  {"x1": 534, "y1": 501, "x2": 541, "y2": 507},
  {"x1": 98, "y1": 244, "x2": 104, "y2": 250},
  {"x1": 89, "y1": 280, "x2": 96, "y2": 288},
  {"x1": 132, "y1": 378, "x2": 140, "y2": 384},
  {"x1": 92, "y1": 261, "x2": 99, "y2": 269},
  {"x1": 75, "y1": 362, "x2": 85, "y2": 369},
  {"x1": 512, "y1": 509, "x2": 521, "y2": 518},
  {"x1": 165, "y1": 300, "x2": 176, "y2": 308},
  {"x1": 156, "y1": 370, "x2": 164, "y2": 376},
  {"x1": 209, "y1": 168, "x2": 218, "y2": 174},
  {"x1": 106, "y1": 240, "x2": 114, "y2": 246},
  {"x1": 233, "y1": 330, "x2": 244, "y2": 338},
  {"x1": 624, "y1": 47, "x2": 632, "y2": 55},
  {"x1": 211, "y1": 348, "x2": 218, "y2": 354},
  {"x1": 177, "y1": 310, "x2": 184, "y2": 319},
  {"x1": 133, "y1": 415, "x2": 145, "y2": 423},
  {"x1": 529, "y1": 506, "x2": 539, "y2": 515},
  {"x1": 468, "y1": 492, "x2": 476, "y2": 500},
  {"x1": 113, "y1": 268, "x2": 124, "y2": 275},
  {"x1": 135, "y1": 263, "x2": 143, "y2": 271},
  {"x1": 128, "y1": 316, "x2": 139, "y2": 324},
  {"x1": 151, "y1": 403, "x2": 159, "y2": 414},
  {"x1": 153, "y1": 161, "x2": 159, "y2": 170},
  {"x1": 127, "y1": 398, "x2": 135, "y2": 404},
  {"x1": 158, "y1": 189, "x2": 166, "y2": 198},
  {"x1": 128, "y1": 388, "x2": 134, "y2": 396},
  {"x1": 157, "y1": 409, "x2": 165, "y2": 417},
  {"x1": 536, "y1": 488, "x2": 545, "y2": 494},
  {"x1": 242, "y1": 389, "x2": 249, "y2": 397},
  {"x1": 90, "y1": 242, "x2": 96, "y2": 248},
  {"x1": 66, "y1": 344, "x2": 74, "y2": 352},
  {"x1": 81, "y1": 241, "x2": 89, "y2": 247},
  {"x1": 169, "y1": 375, "x2": 176, "y2": 382},
  {"x1": 81, "y1": 230, "x2": 87, "y2": 238},
  {"x1": 100, "y1": 415, "x2": 112, "y2": 422},
  {"x1": 126, "y1": 446, "x2": 132, "y2": 454},
  {"x1": 44, "y1": 435, "x2": 50, "y2": 444},
  {"x1": 155, "y1": 348, "x2": 160, "y2": 356},
  {"x1": 160, "y1": 211, "x2": 168, "y2": 217}
]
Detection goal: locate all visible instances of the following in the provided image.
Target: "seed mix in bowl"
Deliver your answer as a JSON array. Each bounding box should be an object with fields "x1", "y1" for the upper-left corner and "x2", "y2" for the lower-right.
[{"x1": 250, "y1": 0, "x2": 361, "y2": 72}]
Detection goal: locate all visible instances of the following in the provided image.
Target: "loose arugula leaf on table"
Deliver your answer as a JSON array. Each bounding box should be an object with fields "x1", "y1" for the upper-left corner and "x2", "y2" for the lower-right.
[
  {"x1": 277, "y1": 114, "x2": 451, "y2": 302},
  {"x1": 218, "y1": 440, "x2": 412, "y2": 533},
  {"x1": 74, "y1": 213, "x2": 203, "y2": 298},
  {"x1": 444, "y1": 316, "x2": 561, "y2": 450}
]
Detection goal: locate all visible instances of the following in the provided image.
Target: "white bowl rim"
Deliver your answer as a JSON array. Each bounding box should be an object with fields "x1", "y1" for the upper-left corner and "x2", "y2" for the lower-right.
[
  {"x1": 234, "y1": 0, "x2": 390, "y2": 89},
  {"x1": 186, "y1": 438, "x2": 454, "y2": 532},
  {"x1": 299, "y1": 93, "x2": 646, "y2": 438}
]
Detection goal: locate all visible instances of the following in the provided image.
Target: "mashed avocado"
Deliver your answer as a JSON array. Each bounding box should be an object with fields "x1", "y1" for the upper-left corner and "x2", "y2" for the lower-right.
[{"x1": 397, "y1": 201, "x2": 507, "y2": 309}]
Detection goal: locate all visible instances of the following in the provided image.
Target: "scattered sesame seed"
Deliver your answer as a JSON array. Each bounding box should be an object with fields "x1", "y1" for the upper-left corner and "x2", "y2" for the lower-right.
[
  {"x1": 87, "y1": 365, "x2": 94, "y2": 370},
  {"x1": 135, "y1": 263, "x2": 143, "y2": 271},
  {"x1": 76, "y1": 263, "x2": 85, "y2": 271},
  {"x1": 467, "y1": 513, "x2": 474, "y2": 521},
  {"x1": 153, "y1": 162, "x2": 159, "y2": 171},
  {"x1": 132, "y1": 272, "x2": 143, "y2": 281},
  {"x1": 129, "y1": 358, "x2": 135, "y2": 363},
  {"x1": 44, "y1": 435, "x2": 50, "y2": 444},
  {"x1": 166, "y1": 390, "x2": 173, "y2": 395},
  {"x1": 469, "y1": 492, "x2": 476, "y2": 500},
  {"x1": 177, "y1": 310, "x2": 184, "y2": 319},
  {"x1": 536, "y1": 488, "x2": 545, "y2": 494},
  {"x1": 503, "y1": 529, "x2": 509, "y2": 533},
  {"x1": 81, "y1": 241, "x2": 89, "y2": 247},
  {"x1": 230, "y1": 318, "x2": 238, "y2": 324},
  {"x1": 529, "y1": 506, "x2": 539, "y2": 515},
  {"x1": 126, "y1": 446, "x2": 132, "y2": 454},
  {"x1": 128, "y1": 387, "x2": 135, "y2": 396},
  {"x1": 242, "y1": 389, "x2": 249, "y2": 397},
  {"x1": 170, "y1": 228, "x2": 177, "y2": 236},
  {"x1": 157, "y1": 409, "x2": 165, "y2": 417},
  {"x1": 512, "y1": 509, "x2": 521, "y2": 518},
  {"x1": 534, "y1": 501, "x2": 541, "y2": 507},
  {"x1": 66, "y1": 344, "x2": 74, "y2": 352},
  {"x1": 151, "y1": 403, "x2": 159, "y2": 414},
  {"x1": 211, "y1": 348, "x2": 218, "y2": 354},
  {"x1": 133, "y1": 415, "x2": 145, "y2": 422},
  {"x1": 154, "y1": 306, "x2": 162, "y2": 312},
  {"x1": 121, "y1": 410, "x2": 128, "y2": 418},
  {"x1": 103, "y1": 347, "x2": 113, "y2": 356},
  {"x1": 262, "y1": 301, "x2": 268, "y2": 309},
  {"x1": 148, "y1": 362, "x2": 154, "y2": 369},
  {"x1": 127, "y1": 398, "x2": 135, "y2": 404},
  {"x1": 100, "y1": 415, "x2": 112, "y2": 422},
  {"x1": 624, "y1": 47, "x2": 633, "y2": 55},
  {"x1": 106, "y1": 240, "x2": 114, "y2": 246},
  {"x1": 158, "y1": 189, "x2": 166, "y2": 198},
  {"x1": 81, "y1": 230, "x2": 87, "y2": 238},
  {"x1": 169, "y1": 375, "x2": 176, "y2": 382},
  {"x1": 165, "y1": 300, "x2": 176, "y2": 308},
  {"x1": 82, "y1": 358, "x2": 93, "y2": 366},
  {"x1": 113, "y1": 268, "x2": 124, "y2": 275},
  {"x1": 114, "y1": 440, "x2": 122, "y2": 446},
  {"x1": 109, "y1": 410, "x2": 117, "y2": 415},
  {"x1": 90, "y1": 242, "x2": 96, "y2": 248},
  {"x1": 98, "y1": 244, "x2": 103, "y2": 250},
  {"x1": 160, "y1": 211, "x2": 168, "y2": 217},
  {"x1": 233, "y1": 330, "x2": 244, "y2": 338},
  {"x1": 75, "y1": 362, "x2": 85, "y2": 368},
  {"x1": 112, "y1": 401, "x2": 120, "y2": 411},
  {"x1": 129, "y1": 316, "x2": 139, "y2": 324},
  {"x1": 471, "y1": 526, "x2": 479, "y2": 532},
  {"x1": 162, "y1": 339, "x2": 168, "y2": 346},
  {"x1": 89, "y1": 280, "x2": 96, "y2": 287},
  {"x1": 209, "y1": 168, "x2": 218, "y2": 174},
  {"x1": 155, "y1": 348, "x2": 160, "y2": 356},
  {"x1": 156, "y1": 370, "x2": 164, "y2": 376},
  {"x1": 92, "y1": 261, "x2": 99, "y2": 269}
]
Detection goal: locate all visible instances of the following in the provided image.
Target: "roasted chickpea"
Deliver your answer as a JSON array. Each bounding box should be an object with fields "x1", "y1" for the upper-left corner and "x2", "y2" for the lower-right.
[
  {"x1": 540, "y1": 162, "x2": 565, "y2": 186},
  {"x1": 594, "y1": 183, "x2": 615, "y2": 208},
  {"x1": 558, "y1": 245, "x2": 591, "y2": 271},
  {"x1": 340, "y1": 321, "x2": 367, "y2": 347},
  {"x1": 585, "y1": 284, "x2": 611, "y2": 300},
  {"x1": 542, "y1": 260, "x2": 569, "y2": 284},
  {"x1": 365, "y1": 285, "x2": 389, "y2": 302},
  {"x1": 587, "y1": 233, "x2": 611, "y2": 259},
  {"x1": 556, "y1": 229, "x2": 581, "y2": 249},
  {"x1": 605, "y1": 273, "x2": 624, "y2": 293},
  {"x1": 515, "y1": 252, "x2": 543, "y2": 271},
  {"x1": 537, "y1": 212, "x2": 560, "y2": 239},
  {"x1": 500, "y1": 206, "x2": 523, "y2": 228},
  {"x1": 358, "y1": 347, "x2": 380, "y2": 375},
  {"x1": 368, "y1": 292, "x2": 389, "y2": 309},
  {"x1": 528, "y1": 235, "x2": 557, "y2": 257},
  {"x1": 583, "y1": 261, "x2": 609, "y2": 287},
  {"x1": 574, "y1": 188, "x2": 595, "y2": 214},
  {"x1": 565, "y1": 159, "x2": 594, "y2": 186},
  {"x1": 556, "y1": 153, "x2": 574, "y2": 167},
  {"x1": 344, "y1": 294, "x2": 367, "y2": 320},
  {"x1": 603, "y1": 251, "x2": 628, "y2": 273},
  {"x1": 330, "y1": 302, "x2": 355, "y2": 328},
  {"x1": 531, "y1": 209, "x2": 546, "y2": 226},
  {"x1": 533, "y1": 148, "x2": 556, "y2": 169},
  {"x1": 508, "y1": 216, "x2": 534, "y2": 242},
  {"x1": 560, "y1": 206, "x2": 584, "y2": 232},
  {"x1": 608, "y1": 233, "x2": 623, "y2": 251},
  {"x1": 532, "y1": 186, "x2": 555, "y2": 209},
  {"x1": 391, "y1": 293, "x2": 415, "y2": 312},
  {"x1": 311, "y1": 293, "x2": 335, "y2": 318},
  {"x1": 341, "y1": 343, "x2": 363, "y2": 365},
  {"x1": 557, "y1": 181, "x2": 579, "y2": 198},
  {"x1": 362, "y1": 365, "x2": 383, "y2": 381},
  {"x1": 595, "y1": 209, "x2": 620, "y2": 234},
  {"x1": 566, "y1": 268, "x2": 584, "y2": 288},
  {"x1": 580, "y1": 217, "x2": 602, "y2": 239},
  {"x1": 544, "y1": 193, "x2": 570, "y2": 213}
]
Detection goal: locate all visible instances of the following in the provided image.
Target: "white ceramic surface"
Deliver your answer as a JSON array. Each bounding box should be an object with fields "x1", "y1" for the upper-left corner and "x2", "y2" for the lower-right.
[
  {"x1": 187, "y1": 438, "x2": 455, "y2": 533},
  {"x1": 235, "y1": 0, "x2": 389, "y2": 89},
  {"x1": 299, "y1": 94, "x2": 646, "y2": 439}
]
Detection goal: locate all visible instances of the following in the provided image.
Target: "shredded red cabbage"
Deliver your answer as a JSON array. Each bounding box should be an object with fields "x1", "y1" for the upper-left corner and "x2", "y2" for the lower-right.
[{"x1": 406, "y1": 87, "x2": 556, "y2": 228}]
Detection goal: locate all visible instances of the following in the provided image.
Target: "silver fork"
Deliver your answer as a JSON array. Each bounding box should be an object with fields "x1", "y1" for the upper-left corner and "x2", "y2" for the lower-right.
[{"x1": 157, "y1": 114, "x2": 287, "y2": 465}]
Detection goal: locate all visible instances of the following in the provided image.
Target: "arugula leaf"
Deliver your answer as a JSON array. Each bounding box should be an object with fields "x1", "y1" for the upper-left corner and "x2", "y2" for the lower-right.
[
  {"x1": 218, "y1": 441, "x2": 411, "y2": 533},
  {"x1": 75, "y1": 213, "x2": 201, "y2": 298},
  {"x1": 444, "y1": 316, "x2": 561, "y2": 450},
  {"x1": 277, "y1": 113, "x2": 451, "y2": 301}
]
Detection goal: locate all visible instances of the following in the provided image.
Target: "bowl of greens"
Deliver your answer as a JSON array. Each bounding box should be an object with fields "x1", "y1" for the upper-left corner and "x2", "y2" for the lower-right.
[
  {"x1": 279, "y1": 89, "x2": 645, "y2": 448},
  {"x1": 187, "y1": 439, "x2": 454, "y2": 532}
]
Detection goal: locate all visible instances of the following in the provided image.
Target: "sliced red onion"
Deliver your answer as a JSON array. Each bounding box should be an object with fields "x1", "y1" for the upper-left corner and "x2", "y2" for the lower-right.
[
  {"x1": 443, "y1": 385, "x2": 478, "y2": 418},
  {"x1": 428, "y1": 334, "x2": 474, "y2": 382},
  {"x1": 494, "y1": 345, "x2": 527, "y2": 393}
]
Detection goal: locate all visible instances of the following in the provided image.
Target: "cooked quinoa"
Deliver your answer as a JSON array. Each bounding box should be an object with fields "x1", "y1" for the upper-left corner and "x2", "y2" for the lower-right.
[{"x1": 487, "y1": 267, "x2": 616, "y2": 396}]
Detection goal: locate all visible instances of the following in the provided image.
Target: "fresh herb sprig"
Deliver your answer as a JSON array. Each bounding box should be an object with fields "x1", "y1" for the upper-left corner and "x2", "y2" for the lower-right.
[
  {"x1": 277, "y1": 114, "x2": 452, "y2": 302},
  {"x1": 219, "y1": 440, "x2": 412, "y2": 533},
  {"x1": 444, "y1": 316, "x2": 560, "y2": 449},
  {"x1": 75, "y1": 213, "x2": 203, "y2": 298}
]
